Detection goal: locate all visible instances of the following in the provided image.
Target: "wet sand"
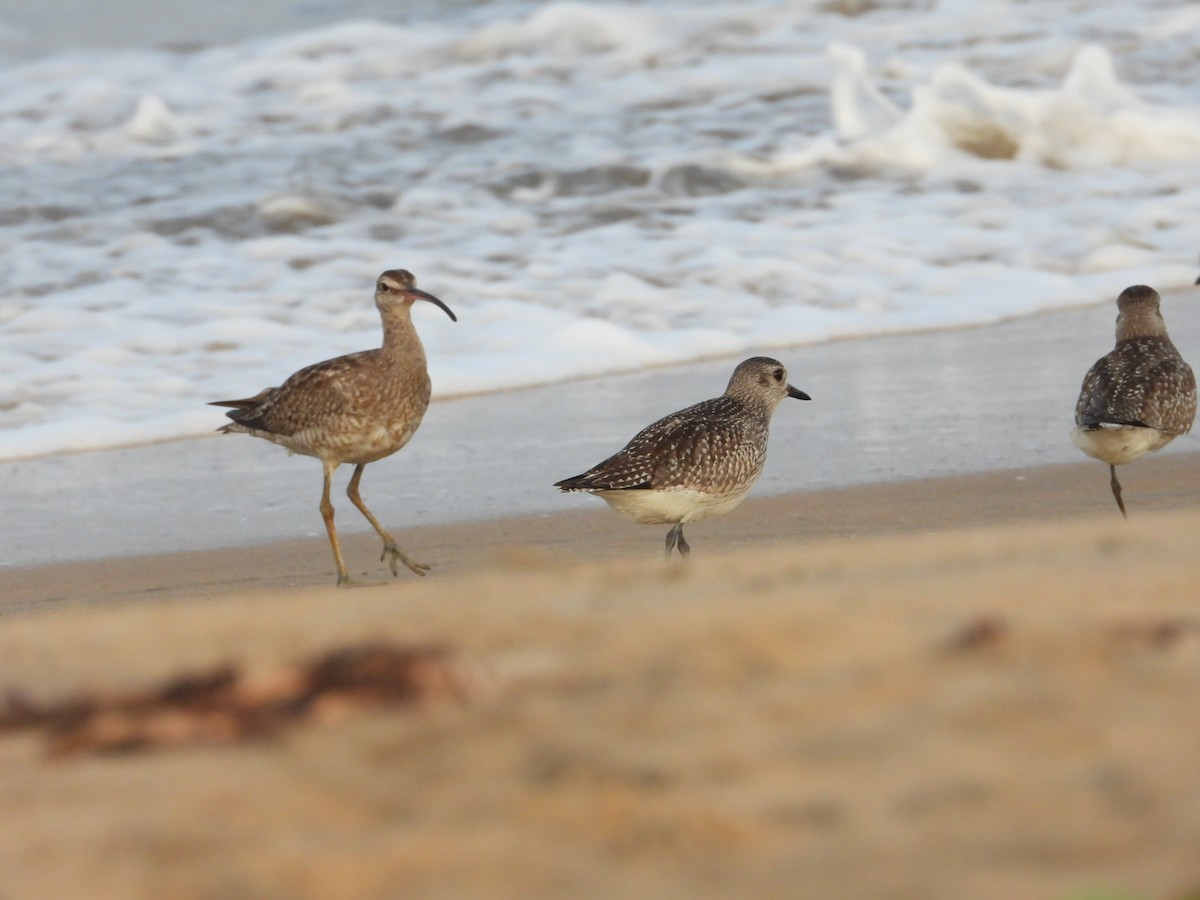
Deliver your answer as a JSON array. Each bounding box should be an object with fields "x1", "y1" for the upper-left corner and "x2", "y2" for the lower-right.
[
  {"x1": 4, "y1": 451, "x2": 1200, "y2": 612},
  {"x1": 2, "y1": 453, "x2": 1200, "y2": 900}
]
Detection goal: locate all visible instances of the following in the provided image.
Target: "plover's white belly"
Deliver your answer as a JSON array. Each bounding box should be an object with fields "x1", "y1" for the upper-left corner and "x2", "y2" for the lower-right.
[
  {"x1": 1070, "y1": 424, "x2": 1174, "y2": 466},
  {"x1": 596, "y1": 487, "x2": 751, "y2": 525}
]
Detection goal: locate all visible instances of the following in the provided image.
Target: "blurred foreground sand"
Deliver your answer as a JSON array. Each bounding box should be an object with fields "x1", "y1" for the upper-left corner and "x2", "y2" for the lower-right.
[{"x1": 2, "y1": 456, "x2": 1200, "y2": 899}]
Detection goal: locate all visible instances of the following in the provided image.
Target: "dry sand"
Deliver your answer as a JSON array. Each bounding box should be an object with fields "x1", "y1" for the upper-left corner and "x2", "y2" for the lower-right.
[{"x1": 2, "y1": 455, "x2": 1200, "y2": 900}]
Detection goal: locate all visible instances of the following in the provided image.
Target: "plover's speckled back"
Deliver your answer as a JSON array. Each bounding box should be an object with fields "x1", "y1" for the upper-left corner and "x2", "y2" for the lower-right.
[
  {"x1": 210, "y1": 269, "x2": 457, "y2": 585},
  {"x1": 555, "y1": 356, "x2": 810, "y2": 557},
  {"x1": 1072, "y1": 284, "x2": 1195, "y2": 518}
]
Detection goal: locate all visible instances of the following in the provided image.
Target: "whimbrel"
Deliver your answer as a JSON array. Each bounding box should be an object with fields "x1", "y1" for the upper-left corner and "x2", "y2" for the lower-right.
[
  {"x1": 1072, "y1": 284, "x2": 1195, "y2": 518},
  {"x1": 555, "y1": 357, "x2": 810, "y2": 557},
  {"x1": 211, "y1": 269, "x2": 456, "y2": 584}
]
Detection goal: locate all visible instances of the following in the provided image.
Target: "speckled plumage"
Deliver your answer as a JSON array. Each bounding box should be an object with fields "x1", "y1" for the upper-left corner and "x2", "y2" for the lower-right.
[
  {"x1": 556, "y1": 357, "x2": 811, "y2": 557},
  {"x1": 211, "y1": 269, "x2": 456, "y2": 584},
  {"x1": 1072, "y1": 284, "x2": 1195, "y2": 518}
]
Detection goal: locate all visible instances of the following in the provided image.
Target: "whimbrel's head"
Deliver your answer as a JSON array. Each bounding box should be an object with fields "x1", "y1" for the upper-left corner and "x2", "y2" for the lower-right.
[
  {"x1": 375, "y1": 269, "x2": 457, "y2": 321},
  {"x1": 1115, "y1": 284, "x2": 1167, "y2": 342},
  {"x1": 724, "y1": 356, "x2": 811, "y2": 411}
]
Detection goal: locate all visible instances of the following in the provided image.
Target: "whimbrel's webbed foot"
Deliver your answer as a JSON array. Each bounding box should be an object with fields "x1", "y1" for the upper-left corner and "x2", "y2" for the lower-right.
[{"x1": 382, "y1": 542, "x2": 430, "y2": 577}]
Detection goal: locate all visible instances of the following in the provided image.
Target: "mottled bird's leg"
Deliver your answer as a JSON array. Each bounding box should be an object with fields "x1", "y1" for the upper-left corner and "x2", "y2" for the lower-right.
[
  {"x1": 320, "y1": 459, "x2": 352, "y2": 586},
  {"x1": 664, "y1": 523, "x2": 691, "y2": 558},
  {"x1": 1110, "y1": 464, "x2": 1128, "y2": 520},
  {"x1": 347, "y1": 463, "x2": 430, "y2": 576}
]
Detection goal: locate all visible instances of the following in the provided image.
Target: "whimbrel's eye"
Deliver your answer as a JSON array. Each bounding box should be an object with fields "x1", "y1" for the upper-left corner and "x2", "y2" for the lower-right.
[{"x1": 773, "y1": 369, "x2": 784, "y2": 381}]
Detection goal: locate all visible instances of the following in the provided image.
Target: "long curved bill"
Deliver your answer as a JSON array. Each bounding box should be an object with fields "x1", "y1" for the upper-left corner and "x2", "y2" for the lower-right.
[
  {"x1": 406, "y1": 288, "x2": 457, "y2": 322},
  {"x1": 787, "y1": 385, "x2": 811, "y2": 401}
]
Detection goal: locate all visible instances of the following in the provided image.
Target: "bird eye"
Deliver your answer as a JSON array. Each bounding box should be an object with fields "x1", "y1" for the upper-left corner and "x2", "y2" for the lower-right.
[
  {"x1": 773, "y1": 369, "x2": 784, "y2": 381},
  {"x1": 379, "y1": 283, "x2": 391, "y2": 292}
]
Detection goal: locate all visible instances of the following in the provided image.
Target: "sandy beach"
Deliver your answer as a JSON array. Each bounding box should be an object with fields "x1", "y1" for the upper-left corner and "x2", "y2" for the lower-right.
[
  {"x1": 3, "y1": 281, "x2": 1199, "y2": 900},
  {"x1": 3, "y1": 450, "x2": 1200, "y2": 900},
  {"x1": 4, "y1": 2, "x2": 1200, "y2": 896}
]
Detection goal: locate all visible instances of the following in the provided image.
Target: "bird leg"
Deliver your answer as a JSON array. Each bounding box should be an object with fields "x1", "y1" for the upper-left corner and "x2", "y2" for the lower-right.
[
  {"x1": 1110, "y1": 464, "x2": 1128, "y2": 520},
  {"x1": 320, "y1": 460, "x2": 352, "y2": 586},
  {"x1": 676, "y1": 527, "x2": 691, "y2": 558},
  {"x1": 664, "y1": 523, "x2": 691, "y2": 559},
  {"x1": 347, "y1": 464, "x2": 430, "y2": 576}
]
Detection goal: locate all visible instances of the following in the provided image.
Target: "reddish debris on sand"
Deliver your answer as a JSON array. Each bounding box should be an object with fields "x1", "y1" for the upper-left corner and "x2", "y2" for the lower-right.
[
  {"x1": 941, "y1": 615, "x2": 1008, "y2": 653},
  {"x1": 0, "y1": 642, "x2": 467, "y2": 758}
]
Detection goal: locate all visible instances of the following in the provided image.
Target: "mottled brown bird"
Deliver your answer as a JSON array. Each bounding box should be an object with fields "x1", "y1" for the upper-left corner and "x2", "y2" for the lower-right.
[
  {"x1": 211, "y1": 269, "x2": 456, "y2": 584},
  {"x1": 555, "y1": 357, "x2": 810, "y2": 557},
  {"x1": 1072, "y1": 284, "x2": 1195, "y2": 518}
]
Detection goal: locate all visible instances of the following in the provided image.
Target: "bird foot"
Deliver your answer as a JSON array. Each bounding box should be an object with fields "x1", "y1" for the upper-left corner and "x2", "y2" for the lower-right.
[
  {"x1": 382, "y1": 543, "x2": 430, "y2": 577},
  {"x1": 336, "y1": 567, "x2": 390, "y2": 588}
]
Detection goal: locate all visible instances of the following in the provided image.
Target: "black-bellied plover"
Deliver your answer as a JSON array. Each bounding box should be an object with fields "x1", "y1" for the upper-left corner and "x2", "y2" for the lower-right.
[
  {"x1": 555, "y1": 356, "x2": 810, "y2": 557},
  {"x1": 1072, "y1": 284, "x2": 1195, "y2": 518},
  {"x1": 210, "y1": 269, "x2": 456, "y2": 585}
]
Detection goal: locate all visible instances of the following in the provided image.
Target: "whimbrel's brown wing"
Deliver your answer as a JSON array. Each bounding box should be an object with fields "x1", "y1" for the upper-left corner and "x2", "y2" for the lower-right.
[
  {"x1": 1076, "y1": 338, "x2": 1197, "y2": 434},
  {"x1": 215, "y1": 352, "x2": 378, "y2": 438}
]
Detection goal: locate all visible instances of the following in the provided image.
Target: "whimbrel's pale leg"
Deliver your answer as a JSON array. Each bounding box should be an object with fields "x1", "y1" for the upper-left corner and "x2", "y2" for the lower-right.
[
  {"x1": 320, "y1": 459, "x2": 352, "y2": 586},
  {"x1": 346, "y1": 463, "x2": 430, "y2": 576},
  {"x1": 1110, "y1": 464, "x2": 1128, "y2": 520}
]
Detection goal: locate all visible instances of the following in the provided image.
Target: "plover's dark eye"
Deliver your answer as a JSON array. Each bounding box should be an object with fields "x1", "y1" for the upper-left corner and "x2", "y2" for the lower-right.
[
  {"x1": 379, "y1": 283, "x2": 391, "y2": 292},
  {"x1": 773, "y1": 368, "x2": 784, "y2": 381}
]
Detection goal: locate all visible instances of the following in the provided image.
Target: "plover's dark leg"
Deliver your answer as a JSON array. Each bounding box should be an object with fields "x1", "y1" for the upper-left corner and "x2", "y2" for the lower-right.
[
  {"x1": 346, "y1": 463, "x2": 429, "y2": 576},
  {"x1": 664, "y1": 523, "x2": 681, "y2": 557},
  {"x1": 1109, "y1": 464, "x2": 1128, "y2": 520},
  {"x1": 319, "y1": 459, "x2": 351, "y2": 586},
  {"x1": 663, "y1": 523, "x2": 691, "y2": 558}
]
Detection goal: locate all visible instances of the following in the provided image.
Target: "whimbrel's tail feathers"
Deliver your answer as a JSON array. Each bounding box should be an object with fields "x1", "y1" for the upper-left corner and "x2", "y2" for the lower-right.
[
  {"x1": 208, "y1": 388, "x2": 280, "y2": 433},
  {"x1": 208, "y1": 387, "x2": 276, "y2": 411}
]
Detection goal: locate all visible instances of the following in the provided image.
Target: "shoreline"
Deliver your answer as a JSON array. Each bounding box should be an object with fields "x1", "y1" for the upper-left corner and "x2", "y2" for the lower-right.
[
  {"x1": 4, "y1": 450, "x2": 1198, "y2": 614},
  {"x1": 6, "y1": 296, "x2": 1200, "y2": 570}
]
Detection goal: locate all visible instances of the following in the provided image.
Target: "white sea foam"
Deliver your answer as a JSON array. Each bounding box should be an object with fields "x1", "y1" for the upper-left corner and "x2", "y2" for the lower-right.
[{"x1": 1, "y1": 0, "x2": 1199, "y2": 461}]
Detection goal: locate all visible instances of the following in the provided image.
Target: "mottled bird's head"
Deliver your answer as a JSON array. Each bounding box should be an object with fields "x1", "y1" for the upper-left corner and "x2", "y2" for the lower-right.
[
  {"x1": 1115, "y1": 284, "x2": 1167, "y2": 341},
  {"x1": 376, "y1": 269, "x2": 457, "y2": 322},
  {"x1": 725, "y1": 356, "x2": 811, "y2": 410}
]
